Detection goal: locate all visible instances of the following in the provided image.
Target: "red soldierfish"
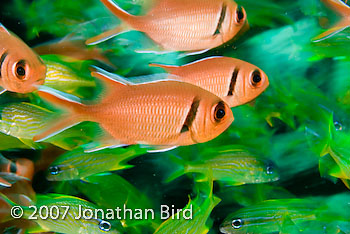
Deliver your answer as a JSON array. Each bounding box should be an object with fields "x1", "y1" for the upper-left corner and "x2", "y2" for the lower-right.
[
  {"x1": 0, "y1": 155, "x2": 34, "y2": 187},
  {"x1": 0, "y1": 24, "x2": 46, "y2": 94},
  {"x1": 313, "y1": 0, "x2": 350, "y2": 42},
  {"x1": 34, "y1": 39, "x2": 114, "y2": 68},
  {"x1": 149, "y1": 56, "x2": 269, "y2": 107},
  {"x1": 87, "y1": 0, "x2": 248, "y2": 52},
  {"x1": 33, "y1": 68, "x2": 234, "y2": 149}
]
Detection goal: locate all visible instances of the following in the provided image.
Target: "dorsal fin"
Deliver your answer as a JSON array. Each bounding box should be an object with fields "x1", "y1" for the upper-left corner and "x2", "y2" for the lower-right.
[
  {"x1": 321, "y1": 0, "x2": 350, "y2": 17},
  {"x1": 90, "y1": 66, "x2": 132, "y2": 87}
]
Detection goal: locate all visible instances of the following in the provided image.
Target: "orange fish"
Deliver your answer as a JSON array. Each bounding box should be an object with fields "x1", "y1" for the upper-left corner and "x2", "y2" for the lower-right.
[
  {"x1": 87, "y1": 0, "x2": 248, "y2": 52},
  {"x1": 33, "y1": 68, "x2": 233, "y2": 150},
  {"x1": 0, "y1": 23, "x2": 46, "y2": 94},
  {"x1": 313, "y1": 0, "x2": 350, "y2": 42},
  {"x1": 34, "y1": 38, "x2": 114, "y2": 68},
  {"x1": 0, "y1": 155, "x2": 34, "y2": 187},
  {"x1": 146, "y1": 56, "x2": 269, "y2": 107}
]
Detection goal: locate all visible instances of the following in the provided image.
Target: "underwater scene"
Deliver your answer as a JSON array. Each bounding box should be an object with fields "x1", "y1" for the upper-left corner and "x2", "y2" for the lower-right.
[{"x1": 0, "y1": 0, "x2": 350, "y2": 233}]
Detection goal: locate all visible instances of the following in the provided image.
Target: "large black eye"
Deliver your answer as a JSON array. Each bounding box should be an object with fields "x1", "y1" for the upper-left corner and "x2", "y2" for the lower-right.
[
  {"x1": 236, "y1": 6, "x2": 244, "y2": 23},
  {"x1": 214, "y1": 102, "x2": 226, "y2": 121},
  {"x1": 266, "y1": 162, "x2": 274, "y2": 175},
  {"x1": 48, "y1": 166, "x2": 60, "y2": 175},
  {"x1": 99, "y1": 220, "x2": 111, "y2": 232},
  {"x1": 232, "y1": 218, "x2": 243, "y2": 229},
  {"x1": 334, "y1": 121, "x2": 343, "y2": 131},
  {"x1": 15, "y1": 60, "x2": 26, "y2": 80},
  {"x1": 251, "y1": 70, "x2": 262, "y2": 87}
]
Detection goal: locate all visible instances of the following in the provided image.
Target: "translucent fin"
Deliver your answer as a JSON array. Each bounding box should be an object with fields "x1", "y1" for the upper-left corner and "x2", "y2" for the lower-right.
[
  {"x1": 321, "y1": 0, "x2": 350, "y2": 17},
  {"x1": 0, "y1": 177, "x2": 11, "y2": 187},
  {"x1": 127, "y1": 73, "x2": 172, "y2": 84},
  {"x1": 0, "y1": 87, "x2": 6, "y2": 95},
  {"x1": 149, "y1": 63, "x2": 178, "y2": 71},
  {"x1": 18, "y1": 138, "x2": 43, "y2": 150},
  {"x1": 83, "y1": 143, "x2": 128, "y2": 153},
  {"x1": 146, "y1": 145, "x2": 178, "y2": 153},
  {"x1": 33, "y1": 115, "x2": 82, "y2": 142},
  {"x1": 85, "y1": 24, "x2": 131, "y2": 45},
  {"x1": 81, "y1": 135, "x2": 127, "y2": 153},
  {"x1": 178, "y1": 49, "x2": 210, "y2": 58},
  {"x1": 163, "y1": 155, "x2": 187, "y2": 183},
  {"x1": 312, "y1": 24, "x2": 350, "y2": 42},
  {"x1": 32, "y1": 88, "x2": 84, "y2": 142},
  {"x1": 34, "y1": 38, "x2": 115, "y2": 68},
  {"x1": 90, "y1": 66, "x2": 133, "y2": 85}
]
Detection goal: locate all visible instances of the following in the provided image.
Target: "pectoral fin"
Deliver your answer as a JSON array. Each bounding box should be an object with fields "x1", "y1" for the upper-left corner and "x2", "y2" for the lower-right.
[
  {"x1": 0, "y1": 177, "x2": 11, "y2": 187},
  {"x1": 313, "y1": 20, "x2": 350, "y2": 42},
  {"x1": 0, "y1": 87, "x2": 6, "y2": 95},
  {"x1": 85, "y1": 23, "x2": 131, "y2": 45},
  {"x1": 146, "y1": 145, "x2": 178, "y2": 153}
]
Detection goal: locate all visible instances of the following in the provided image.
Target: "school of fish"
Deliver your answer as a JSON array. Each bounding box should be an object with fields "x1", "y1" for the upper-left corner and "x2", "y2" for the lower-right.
[{"x1": 0, "y1": 0, "x2": 350, "y2": 233}]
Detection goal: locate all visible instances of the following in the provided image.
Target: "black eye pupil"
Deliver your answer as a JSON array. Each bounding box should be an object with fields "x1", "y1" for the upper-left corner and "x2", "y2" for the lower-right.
[
  {"x1": 99, "y1": 220, "x2": 111, "y2": 231},
  {"x1": 236, "y1": 6, "x2": 244, "y2": 22},
  {"x1": 253, "y1": 74, "x2": 261, "y2": 84},
  {"x1": 232, "y1": 219, "x2": 242, "y2": 229},
  {"x1": 267, "y1": 166, "x2": 273, "y2": 174},
  {"x1": 216, "y1": 109, "x2": 225, "y2": 119},
  {"x1": 17, "y1": 66, "x2": 25, "y2": 76},
  {"x1": 49, "y1": 166, "x2": 60, "y2": 175},
  {"x1": 334, "y1": 121, "x2": 343, "y2": 131}
]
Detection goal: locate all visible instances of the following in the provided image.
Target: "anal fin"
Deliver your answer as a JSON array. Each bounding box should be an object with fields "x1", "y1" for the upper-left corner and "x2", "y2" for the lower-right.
[
  {"x1": 313, "y1": 19, "x2": 350, "y2": 42},
  {"x1": 33, "y1": 115, "x2": 82, "y2": 142},
  {"x1": 86, "y1": 23, "x2": 131, "y2": 45},
  {"x1": 0, "y1": 87, "x2": 6, "y2": 95}
]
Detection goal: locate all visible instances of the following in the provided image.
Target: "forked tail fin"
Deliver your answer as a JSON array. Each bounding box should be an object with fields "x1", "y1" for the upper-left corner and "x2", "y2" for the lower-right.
[
  {"x1": 313, "y1": 0, "x2": 350, "y2": 42},
  {"x1": 320, "y1": 0, "x2": 350, "y2": 16},
  {"x1": 149, "y1": 63, "x2": 179, "y2": 73},
  {"x1": 33, "y1": 88, "x2": 87, "y2": 142},
  {"x1": 86, "y1": 0, "x2": 137, "y2": 45}
]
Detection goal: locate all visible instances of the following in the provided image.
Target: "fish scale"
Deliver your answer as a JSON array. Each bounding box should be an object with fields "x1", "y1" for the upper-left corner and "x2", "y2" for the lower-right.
[
  {"x1": 0, "y1": 24, "x2": 46, "y2": 93},
  {"x1": 150, "y1": 56, "x2": 269, "y2": 107},
  {"x1": 35, "y1": 75, "x2": 233, "y2": 147},
  {"x1": 89, "y1": 0, "x2": 247, "y2": 51}
]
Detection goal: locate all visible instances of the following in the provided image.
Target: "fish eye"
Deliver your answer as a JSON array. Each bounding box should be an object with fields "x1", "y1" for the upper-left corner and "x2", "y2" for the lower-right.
[
  {"x1": 232, "y1": 218, "x2": 243, "y2": 229},
  {"x1": 214, "y1": 102, "x2": 226, "y2": 121},
  {"x1": 250, "y1": 70, "x2": 262, "y2": 87},
  {"x1": 266, "y1": 165, "x2": 274, "y2": 174},
  {"x1": 99, "y1": 220, "x2": 111, "y2": 232},
  {"x1": 334, "y1": 121, "x2": 343, "y2": 131},
  {"x1": 236, "y1": 6, "x2": 244, "y2": 23},
  {"x1": 15, "y1": 60, "x2": 26, "y2": 80},
  {"x1": 48, "y1": 166, "x2": 61, "y2": 175}
]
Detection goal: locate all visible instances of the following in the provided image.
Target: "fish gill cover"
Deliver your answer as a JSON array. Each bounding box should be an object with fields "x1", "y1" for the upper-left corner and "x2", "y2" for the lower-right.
[{"x1": 0, "y1": 0, "x2": 350, "y2": 233}]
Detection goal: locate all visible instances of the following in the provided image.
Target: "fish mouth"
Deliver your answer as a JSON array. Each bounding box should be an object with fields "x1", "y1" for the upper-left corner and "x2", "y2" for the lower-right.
[{"x1": 219, "y1": 224, "x2": 228, "y2": 233}]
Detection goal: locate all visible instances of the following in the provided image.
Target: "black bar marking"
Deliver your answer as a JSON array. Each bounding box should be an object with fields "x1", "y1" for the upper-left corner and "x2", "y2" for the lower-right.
[
  {"x1": 0, "y1": 51, "x2": 8, "y2": 78},
  {"x1": 228, "y1": 68, "x2": 239, "y2": 96},
  {"x1": 181, "y1": 97, "x2": 200, "y2": 133},
  {"x1": 214, "y1": 3, "x2": 227, "y2": 35}
]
